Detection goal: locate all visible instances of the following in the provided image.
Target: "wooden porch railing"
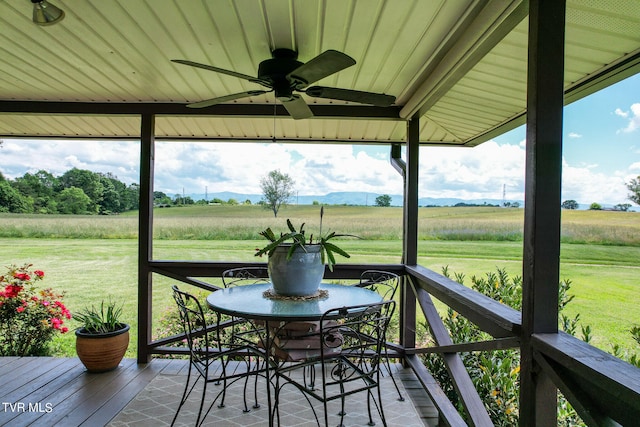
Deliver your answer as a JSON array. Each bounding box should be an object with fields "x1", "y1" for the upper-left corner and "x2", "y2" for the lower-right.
[{"x1": 142, "y1": 261, "x2": 640, "y2": 426}]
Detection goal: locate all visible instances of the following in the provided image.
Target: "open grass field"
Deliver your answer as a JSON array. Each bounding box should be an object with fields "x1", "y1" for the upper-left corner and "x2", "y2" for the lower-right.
[{"x1": 1, "y1": 204, "x2": 638, "y2": 358}]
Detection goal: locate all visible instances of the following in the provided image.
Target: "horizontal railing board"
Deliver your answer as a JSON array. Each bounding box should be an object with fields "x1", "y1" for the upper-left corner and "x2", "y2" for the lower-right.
[
  {"x1": 409, "y1": 337, "x2": 520, "y2": 355},
  {"x1": 532, "y1": 332, "x2": 640, "y2": 426},
  {"x1": 149, "y1": 260, "x2": 405, "y2": 281},
  {"x1": 406, "y1": 264, "x2": 521, "y2": 338}
]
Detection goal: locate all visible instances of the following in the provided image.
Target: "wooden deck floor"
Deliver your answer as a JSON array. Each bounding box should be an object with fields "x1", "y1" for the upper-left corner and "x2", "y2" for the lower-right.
[{"x1": 0, "y1": 357, "x2": 438, "y2": 426}]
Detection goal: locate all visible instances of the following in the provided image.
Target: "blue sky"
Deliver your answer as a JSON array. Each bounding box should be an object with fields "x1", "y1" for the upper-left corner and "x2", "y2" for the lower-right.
[{"x1": 1, "y1": 74, "x2": 639, "y2": 207}]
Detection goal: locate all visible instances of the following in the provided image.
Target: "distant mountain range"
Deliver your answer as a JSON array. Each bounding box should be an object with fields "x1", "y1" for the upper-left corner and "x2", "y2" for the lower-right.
[{"x1": 185, "y1": 191, "x2": 523, "y2": 208}]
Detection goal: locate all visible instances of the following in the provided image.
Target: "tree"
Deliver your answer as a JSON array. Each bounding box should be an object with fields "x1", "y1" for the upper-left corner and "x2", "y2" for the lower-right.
[
  {"x1": 260, "y1": 170, "x2": 294, "y2": 217},
  {"x1": 98, "y1": 173, "x2": 131, "y2": 214},
  {"x1": 375, "y1": 194, "x2": 392, "y2": 207},
  {"x1": 173, "y1": 195, "x2": 194, "y2": 205},
  {"x1": 56, "y1": 187, "x2": 92, "y2": 214},
  {"x1": 154, "y1": 191, "x2": 172, "y2": 205},
  {"x1": 12, "y1": 170, "x2": 59, "y2": 213},
  {"x1": 123, "y1": 184, "x2": 140, "y2": 211},
  {"x1": 0, "y1": 180, "x2": 32, "y2": 213},
  {"x1": 627, "y1": 175, "x2": 640, "y2": 205},
  {"x1": 562, "y1": 200, "x2": 579, "y2": 210},
  {"x1": 59, "y1": 168, "x2": 104, "y2": 214},
  {"x1": 589, "y1": 202, "x2": 602, "y2": 210},
  {"x1": 614, "y1": 203, "x2": 631, "y2": 212},
  {"x1": 98, "y1": 177, "x2": 121, "y2": 214}
]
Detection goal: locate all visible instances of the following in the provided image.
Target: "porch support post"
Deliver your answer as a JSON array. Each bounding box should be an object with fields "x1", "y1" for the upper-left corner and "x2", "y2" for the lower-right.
[
  {"x1": 137, "y1": 113, "x2": 155, "y2": 363},
  {"x1": 400, "y1": 116, "x2": 420, "y2": 351},
  {"x1": 520, "y1": 0, "x2": 566, "y2": 425}
]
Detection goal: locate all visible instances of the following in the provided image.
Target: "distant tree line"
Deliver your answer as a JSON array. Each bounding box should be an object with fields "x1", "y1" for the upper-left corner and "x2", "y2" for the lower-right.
[
  {"x1": 561, "y1": 176, "x2": 640, "y2": 212},
  {"x1": 154, "y1": 191, "x2": 253, "y2": 207},
  {"x1": 0, "y1": 168, "x2": 139, "y2": 214},
  {"x1": 562, "y1": 199, "x2": 633, "y2": 211}
]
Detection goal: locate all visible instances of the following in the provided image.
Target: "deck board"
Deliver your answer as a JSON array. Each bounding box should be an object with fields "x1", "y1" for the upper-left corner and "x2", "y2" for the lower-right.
[
  {"x1": 0, "y1": 357, "x2": 437, "y2": 426},
  {"x1": 2, "y1": 357, "x2": 78, "y2": 403}
]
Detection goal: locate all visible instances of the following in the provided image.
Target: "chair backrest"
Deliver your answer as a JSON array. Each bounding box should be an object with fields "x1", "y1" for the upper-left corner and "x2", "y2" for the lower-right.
[
  {"x1": 221, "y1": 267, "x2": 269, "y2": 288},
  {"x1": 320, "y1": 300, "x2": 395, "y2": 368},
  {"x1": 357, "y1": 270, "x2": 400, "y2": 301},
  {"x1": 172, "y1": 285, "x2": 221, "y2": 364}
]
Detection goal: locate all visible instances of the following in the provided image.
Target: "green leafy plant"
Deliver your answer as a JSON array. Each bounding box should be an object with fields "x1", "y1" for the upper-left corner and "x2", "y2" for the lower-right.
[
  {"x1": 74, "y1": 299, "x2": 125, "y2": 334},
  {"x1": 0, "y1": 263, "x2": 71, "y2": 356},
  {"x1": 255, "y1": 207, "x2": 358, "y2": 271},
  {"x1": 419, "y1": 267, "x2": 587, "y2": 426}
]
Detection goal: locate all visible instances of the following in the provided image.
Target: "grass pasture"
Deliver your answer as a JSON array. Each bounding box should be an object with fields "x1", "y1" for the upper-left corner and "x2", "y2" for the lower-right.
[{"x1": 0, "y1": 204, "x2": 638, "y2": 357}]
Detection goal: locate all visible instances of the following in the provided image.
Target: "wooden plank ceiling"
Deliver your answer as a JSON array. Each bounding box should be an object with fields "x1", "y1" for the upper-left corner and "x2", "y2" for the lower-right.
[{"x1": 1, "y1": 0, "x2": 639, "y2": 145}]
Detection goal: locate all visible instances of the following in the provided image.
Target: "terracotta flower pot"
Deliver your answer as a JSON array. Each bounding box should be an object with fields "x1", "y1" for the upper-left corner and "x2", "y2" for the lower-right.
[{"x1": 75, "y1": 323, "x2": 130, "y2": 373}]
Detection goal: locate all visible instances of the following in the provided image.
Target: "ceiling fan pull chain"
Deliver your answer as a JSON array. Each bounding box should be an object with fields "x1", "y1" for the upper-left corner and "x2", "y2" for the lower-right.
[{"x1": 273, "y1": 100, "x2": 277, "y2": 142}]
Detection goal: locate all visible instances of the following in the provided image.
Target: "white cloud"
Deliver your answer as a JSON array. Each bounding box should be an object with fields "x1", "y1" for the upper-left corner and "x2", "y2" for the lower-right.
[
  {"x1": 617, "y1": 103, "x2": 640, "y2": 133},
  {"x1": 568, "y1": 132, "x2": 582, "y2": 138},
  {"x1": 418, "y1": 141, "x2": 526, "y2": 200},
  {"x1": 0, "y1": 138, "x2": 634, "y2": 205},
  {"x1": 615, "y1": 108, "x2": 629, "y2": 118},
  {"x1": 561, "y1": 159, "x2": 630, "y2": 205},
  {"x1": 0, "y1": 139, "x2": 139, "y2": 184}
]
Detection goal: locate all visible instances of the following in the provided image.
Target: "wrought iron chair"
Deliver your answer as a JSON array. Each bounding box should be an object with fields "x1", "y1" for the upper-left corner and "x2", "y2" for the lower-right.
[
  {"x1": 221, "y1": 267, "x2": 270, "y2": 344},
  {"x1": 272, "y1": 300, "x2": 396, "y2": 427},
  {"x1": 352, "y1": 269, "x2": 404, "y2": 401},
  {"x1": 356, "y1": 270, "x2": 400, "y2": 300},
  {"x1": 170, "y1": 285, "x2": 265, "y2": 427},
  {"x1": 221, "y1": 266, "x2": 269, "y2": 288}
]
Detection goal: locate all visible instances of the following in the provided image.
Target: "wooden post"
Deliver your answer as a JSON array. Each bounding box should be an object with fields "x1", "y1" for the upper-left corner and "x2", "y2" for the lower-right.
[
  {"x1": 137, "y1": 113, "x2": 155, "y2": 363},
  {"x1": 520, "y1": 0, "x2": 566, "y2": 425},
  {"x1": 400, "y1": 116, "x2": 420, "y2": 351}
]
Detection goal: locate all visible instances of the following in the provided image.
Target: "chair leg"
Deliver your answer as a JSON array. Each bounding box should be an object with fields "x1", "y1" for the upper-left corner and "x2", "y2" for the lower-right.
[
  {"x1": 236, "y1": 356, "x2": 263, "y2": 412},
  {"x1": 376, "y1": 377, "x2": 388, "y2": 427},
  {"x1": 303, "y1": 364, "x2": 316, "y2": 390},
  {"x1": 171, "y1": 363, "x2": 196, "y2": 426},
  {"x1": 217, "y1": 362, "x2": 228, "y2": 409},
  {"x1": 383, "y1": 356, "x2": 404, "y2": 401},
  {"x1": 195, "y1": 375, "x2": 208, "y2": 427},
  {"x1": 253, "y1": 357, "x2": 262, "y2": 408},
  {"x1": 366, "y1": 388, "x2": 375, "y2": 426}
]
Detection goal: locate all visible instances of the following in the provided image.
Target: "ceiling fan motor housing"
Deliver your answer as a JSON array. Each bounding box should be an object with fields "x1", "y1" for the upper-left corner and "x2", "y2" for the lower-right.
[{"x1": 258, "y1": 49, "x2": 304, "y2": 101}]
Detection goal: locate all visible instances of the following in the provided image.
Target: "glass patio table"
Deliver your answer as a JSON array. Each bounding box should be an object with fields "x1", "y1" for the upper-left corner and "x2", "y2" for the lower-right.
[
  {"x1": 206, "y1": 282, "x2": 383, "y2": 321},
  {"x1": 206, "y1": 282, "x2": 383, "y2": 426}
]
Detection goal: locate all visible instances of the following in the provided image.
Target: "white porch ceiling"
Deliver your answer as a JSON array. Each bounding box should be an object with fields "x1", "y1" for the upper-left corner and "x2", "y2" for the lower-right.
[{"x1": 1, "y1": 0, "x2": 639, "y2": 145}]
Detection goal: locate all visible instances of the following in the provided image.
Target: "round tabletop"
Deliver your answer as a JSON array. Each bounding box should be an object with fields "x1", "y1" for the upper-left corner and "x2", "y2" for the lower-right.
[{"x1": 206, "y1": 283, "x2": 383, "y2": 321}]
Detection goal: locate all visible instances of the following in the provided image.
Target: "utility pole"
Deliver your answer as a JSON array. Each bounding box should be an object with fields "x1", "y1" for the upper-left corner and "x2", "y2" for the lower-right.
[{"x1": 502, "y1": 183, "x2": 506, "y2": 207}]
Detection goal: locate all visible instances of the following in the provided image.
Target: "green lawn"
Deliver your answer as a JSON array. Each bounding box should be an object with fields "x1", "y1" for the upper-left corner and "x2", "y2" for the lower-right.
[{"x1": 0, "y1": 205, "x2": 638, "y2": 357}]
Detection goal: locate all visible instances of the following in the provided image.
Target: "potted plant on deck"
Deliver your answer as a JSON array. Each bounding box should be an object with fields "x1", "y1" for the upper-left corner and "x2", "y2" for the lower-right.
[
  {"x1": 255, "y1": 207, "x2": 357, "y2": 296},
  {"x1": 74, "y1": 300, "x2": 130, "y2": 373}
]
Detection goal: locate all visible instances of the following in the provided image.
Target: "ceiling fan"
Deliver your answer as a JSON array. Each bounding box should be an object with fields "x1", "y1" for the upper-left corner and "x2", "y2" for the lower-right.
[{"x1": 171, "y1": 48, "x2": 396, "y2": 119}]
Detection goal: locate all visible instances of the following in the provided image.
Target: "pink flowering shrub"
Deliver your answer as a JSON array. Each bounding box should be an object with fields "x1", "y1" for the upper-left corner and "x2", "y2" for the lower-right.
[{"x1": 0, "y1": 264, "x2": 71, "y2": 356}]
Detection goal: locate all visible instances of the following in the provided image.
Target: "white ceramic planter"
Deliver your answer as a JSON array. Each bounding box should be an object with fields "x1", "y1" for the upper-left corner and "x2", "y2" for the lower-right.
[{"x1": 268, "y1": 244, "x2": 324, "y2": 296}]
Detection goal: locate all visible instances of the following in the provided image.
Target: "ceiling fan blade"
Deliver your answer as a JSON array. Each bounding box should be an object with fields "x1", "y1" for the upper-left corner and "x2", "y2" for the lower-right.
[
  {"x1": 172, "y1": 59, "x2": 269, "y2": 86},
  {"x1": 287, "y1": 50, "x2": 356, "y2": 89},
  {"x1": 305, "y1": 86, "x2": 396, "y2": 107},
  {"x1": 186, "y1": 90, "x2": 270, "y2": 108},
  {"x1": 281, "y1": 94, "x2": 313, "y2": 119}
]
